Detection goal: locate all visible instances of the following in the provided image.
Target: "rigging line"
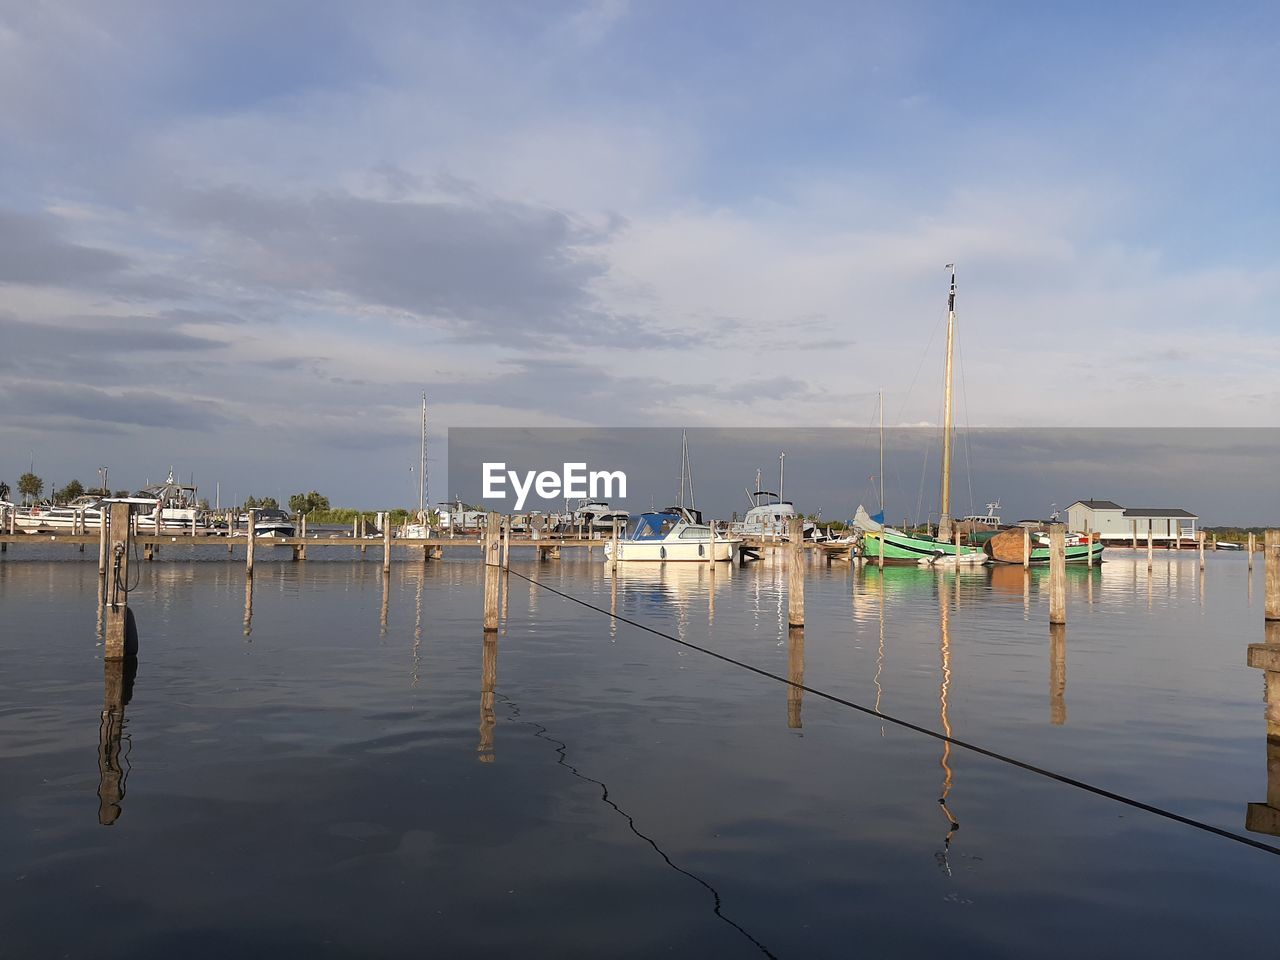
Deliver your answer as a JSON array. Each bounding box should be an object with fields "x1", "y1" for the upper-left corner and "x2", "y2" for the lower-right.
[
  {"x1": 504, "y1": 567, "x2": 1280, "y2": 859},
  {"x1": 893, "y1": 305, "x2": 947, "y2": 426},
  {"x1": 495, "y1": 692, "x2": 777, "y2": 959},
  {"x1": 955, "y1": 336, "x2": 976, "y2": 520}
]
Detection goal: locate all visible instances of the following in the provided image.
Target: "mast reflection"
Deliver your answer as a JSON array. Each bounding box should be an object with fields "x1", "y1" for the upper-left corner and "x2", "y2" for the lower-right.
[{"x1": 936, "y1": 573, "x2": 960, "y2": 871}]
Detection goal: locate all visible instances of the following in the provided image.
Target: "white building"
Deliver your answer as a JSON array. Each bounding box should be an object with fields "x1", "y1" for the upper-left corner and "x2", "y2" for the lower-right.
[{"x1": 1067, "y1": 500, "x2": 1198, "y2": 543}]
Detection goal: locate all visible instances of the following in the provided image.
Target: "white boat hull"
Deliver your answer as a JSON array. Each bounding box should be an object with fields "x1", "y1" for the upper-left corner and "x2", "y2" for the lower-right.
[{"x1": 605, "y1": 539, "x2": 741, "y2": 562}]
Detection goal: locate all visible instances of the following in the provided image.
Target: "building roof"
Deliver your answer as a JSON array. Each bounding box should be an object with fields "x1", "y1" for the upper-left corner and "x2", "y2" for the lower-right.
[
  {"x1": 1122, "y1": 508, "x2": 1198, "y2": 519},
  {"x1": 1072, "y1": 499, "x2": 1124, "y2": 510}
]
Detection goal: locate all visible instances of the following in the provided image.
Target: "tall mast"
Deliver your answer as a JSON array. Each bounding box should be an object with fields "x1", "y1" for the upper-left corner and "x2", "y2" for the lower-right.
[
  {"x1": 779, "y1": 451, "x2": 786, "y2": 501},
  {"x1": 938, "y1": 264, "x2": 957, "y2": 543},
  {"x1": 419, "y1": 392, "x2": 427, "y2": 515}
]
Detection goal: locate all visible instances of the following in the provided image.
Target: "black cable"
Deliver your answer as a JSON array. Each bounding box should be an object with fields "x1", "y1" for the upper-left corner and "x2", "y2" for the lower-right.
[
  {"x1": 496, "y1": 693, "x2": 777, "y2": 958},
  {"x1": 505, "y1": 567, "x2": 1280, "y2": 859}
]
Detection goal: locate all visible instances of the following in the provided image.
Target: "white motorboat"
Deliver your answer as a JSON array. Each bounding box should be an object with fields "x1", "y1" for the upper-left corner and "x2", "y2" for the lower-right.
[
  {"x1": 253, "y1": 509, "x2": 296, "y2": 538},
  {"x1": 128, "y1": 470, "x2": 204, "y2": 532},
  {"x1": 12, "y1": 495, "x2": 105, "y2": 532},
  {"x1": 604, "y1": 507, "x2": 741, "y2": 562},
  {"x1": 569, "y1": 498, "x2": 630, "y2": 535}
]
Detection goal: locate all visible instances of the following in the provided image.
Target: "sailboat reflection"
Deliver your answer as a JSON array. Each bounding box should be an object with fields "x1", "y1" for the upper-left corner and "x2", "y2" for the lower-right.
[
  {"x1": 935, "y1": 572, "x2": 960, "y2": 874},
  {"x1": 97, "y1": 657, "x2": 137, "y2": 825}
]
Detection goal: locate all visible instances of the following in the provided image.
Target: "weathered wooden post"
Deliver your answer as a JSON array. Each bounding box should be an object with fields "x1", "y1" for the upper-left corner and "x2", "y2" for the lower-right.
[
  {"x1": 502, "y1": 515, "x2": 511, "y2": 570},
  {"x1": 1198, "y1": 531, "x2": 1205, "y2": 571},
  {"x1": 954, "y1": 524, "x2": 961, "y2": 561},
  {"x1": 1049, "y1": 523, "x2": 1066, "y2": 625},
  {"x1": 352, "y1": 517, "x2": 359, "y2": 540},
  {"x1": 298, "y1": 513, "x2": 307, "y2": 561},
  {"x1": 1266, "y1": 531, "x2": 1280, "y2": 623},
  {"x1": 708, "y1": 522, "x2": 716, "y2": 567},
  {"x1": 246, "y1": 509, "x2": 257, "y2": 578},
  {"x1": 1249, "y1": 532, "x2": 1256, "y2": 571},
  {"x1": 483, "y1": 511, "x2": 500, "y2": 631},
  {"x1": 1131, "y1": 519, "x2": 1137, "y2": 549},
  {"x1": 611, "y1": 518, "x2": 620, "y2": 570},
  {"x1": 382, "y1": 519, "x2": 392, "y2": 574},
  {"x1": 1147, "y1": 527, "x2": 1153, "y2": 569},
  {"x1": 104, "y1": 502, "x2": 137, "y2": 660},
  {"x1": 1049, "y1": 623, "x2": 1067, "y2": 726},
  {"x1": 1023, "y1": 526, "x2": 1031, "y2": 570},
  {"x1": 98, "y1": 510, "x2": 109, "y2": 577},
  {"x1": 788, "y1": 516, "x2": 805, "y2": 627},
  {"x1": 1085, "y1": 523, "x2": 1093, "y2": 569}
]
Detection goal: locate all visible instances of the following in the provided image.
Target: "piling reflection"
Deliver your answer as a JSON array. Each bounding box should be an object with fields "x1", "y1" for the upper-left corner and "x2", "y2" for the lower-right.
[
  {"x1": 97, "y1": 657, "x2": 137, "y2": 826},
  {"x1": 1049, "y1": 623, "x2": 1068, "y2": 726},
  {"x1": 478, "y1": 632, "x2": 498, "y2": 763},
  {"x1": 380, "y1": 573, "x2": 390, "y2": 637},
  {"x1": 242, "y1": 577, "x2": 253, "y2": 638},
  {"x1": 787, "y1": 627, "x2": 804, "y2": 730},
  {"x1": 1246, "y1": 624, "x2": 1280, "y2": 837},
  {"x1": 411, "y1": 571, "x2": 423, "y2": 688}
]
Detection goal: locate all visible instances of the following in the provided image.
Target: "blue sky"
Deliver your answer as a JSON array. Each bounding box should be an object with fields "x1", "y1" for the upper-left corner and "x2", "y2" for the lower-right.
[{"x1": 0, "y1": 1, "x2": 1277, "y2": 509}]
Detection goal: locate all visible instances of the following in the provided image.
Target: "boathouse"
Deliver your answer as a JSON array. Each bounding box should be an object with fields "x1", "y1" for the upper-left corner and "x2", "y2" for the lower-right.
[{"x1": 1067, "y1": 500, "x2": 1199, "y2": 543}]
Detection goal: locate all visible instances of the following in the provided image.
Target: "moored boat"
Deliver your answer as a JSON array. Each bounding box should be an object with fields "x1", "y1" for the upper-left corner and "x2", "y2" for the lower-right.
[
  {"x1": 604, "y1": 507, "x2": 741, "y2": 562},
  {"x1": 985, "y1": 527, "x2": 1104, "y2": 564}
]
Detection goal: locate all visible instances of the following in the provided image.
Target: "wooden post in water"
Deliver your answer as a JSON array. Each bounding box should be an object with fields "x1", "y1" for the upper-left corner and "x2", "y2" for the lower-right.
[
  {"x1": 246, "y1": 509, "x2": 257, "y2": 578},
  {"x1": 298, "y1": 513, "x2": 307, "y2": 560},
  {"x1": 1147, "y1": 527, "x2": 1153, "y2": 569},
  {"x1": 954, "y1": 524, "x2": 961, "y2": 560},
  {"x1": 611, "y1": 518, "x2": 620, "y2": 571},
  {"x1": 98, "y1": 511, "x2": 109, "y2": 576},
  {"x1": 708, "y1": 523, "x2": 716, "y2": 567},
  {"x1": 502, "y1": 515, "x2": 511, "y2": 570},
  {"x1": 483, "y1": 512, "x2": 500, "y2": 631},
  {"x1": 1023, "y1": 526, "x2": 1031, "y2": 570},
  {"x1": 1249, "y1": 532, "x2": 1256, "y2": 571},
  {"x1": 1049, "y1": 523, "x2": 1066, "y2": 625},
  {"x1": 1198, "y1": 531, "x2": 1205, "y2": 571},
  {"x1": 382, "y1": 519, "x2": 392, "y2": 574},
  {"x1": 1266, "y1": 531, "x2": 1280, "y2": 622},
  {"x1": 1085, "y1": 523, "x2": 1093, "y2": 569},
  {"x1": 788, "y1": 516, "x2": 805, "y2": 627},
  {"x1": 104, "y1": 502, "x2": 136, "y2": 660},
  {"x1": 1131, "y1": 519, "x2": 1137, "y2": 549}
]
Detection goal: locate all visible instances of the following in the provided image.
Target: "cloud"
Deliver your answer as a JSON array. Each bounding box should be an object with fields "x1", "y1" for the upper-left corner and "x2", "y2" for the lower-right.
[
  {"x1": 0, "y1": 210, "x2": 130, "y2": 286},
  {"x1": 0, "y1": 379, "x2": 230, "y2": 431}
]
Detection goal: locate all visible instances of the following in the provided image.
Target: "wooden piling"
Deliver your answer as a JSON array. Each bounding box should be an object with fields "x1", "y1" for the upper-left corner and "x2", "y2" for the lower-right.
[
  {"x1": 1249, "y1": 532, "x2": 1255, "y2": 571},
  {"x1": 383, "y1": 520, "x2": 392, "y2": 574},
  {"x1": 611, "y1": 518, "x2": 620, "y2": 570},
  {"x1": 1023, "y1": 526, "x2": 1030, "y2": 570},
  {"x1": 1049, "y1": 523, "x2": 1066, "y2": 625},
  {"x1": 98, "y1": 512, "x2": 109, "y2": 576},
  {"x1": 1266, "y1": 531, "x2": 1280, "y2": 622},
  {"x1": 246, "y1": 509, "x2": 257, "y2": 578},
  {"x1": 788, "y1": 517, "x2": 805, "y2": 627},
  {"x1": 104, "y1": 502, "x2": 134, "y2": 660},
  {"x1": 1131, "y1": 520, "x2": 1137, "y2": 549},
  {"x1": 483, "y1": 512, "x2": 500, "y2": 631},
  {"x1": 1198, "y1": 531, "x2": 1205, "y2": 570},
  {"x1": 1085, "y1": 523, "x2": 1093, "y2": 569},
  {"x1": 1147, "y1": 528, "x2": 1153, "y2": 569},
  {"x1": 502, "y1": 515, "x2": 511, "y2": 570},
  {"x1": 298, "y1": 513, "x2": 307, "y2": 560}
]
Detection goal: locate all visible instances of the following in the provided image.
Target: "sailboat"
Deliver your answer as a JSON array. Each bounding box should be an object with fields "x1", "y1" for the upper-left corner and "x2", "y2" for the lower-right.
[
  {"x1": 857, "y1": 266, "x2": 985, "y2": 565},
  {"x1": 399, "y1": 393, "x2": 432, "y2": 539}
]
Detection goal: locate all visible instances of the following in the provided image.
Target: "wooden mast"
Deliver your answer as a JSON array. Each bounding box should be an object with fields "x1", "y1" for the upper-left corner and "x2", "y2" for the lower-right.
[
  {"x1": 418, "y1": 392, "x2": 427, "y2": 517},
  {"x1": 938, "y1": 264, "x2": 957, "y2": 544}
]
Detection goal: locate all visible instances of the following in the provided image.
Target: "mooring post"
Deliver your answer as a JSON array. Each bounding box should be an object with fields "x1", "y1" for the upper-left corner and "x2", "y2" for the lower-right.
[
  {"x1": 382, "y1": 519, "x2": 392, "y2": 574},
  {"x1": 708, "y1": 522, "x2": 716, "y2": 566},
  {"x1": 246, "y1": 509, "x2": 257, "y2": 578},
  {"x1": 502, "y1": 515, "x2": 511, "y2": 570},
  {"x1": 1266, "y1": 531, "x2": 1280, "y2": 622},
  {"x1": 1245, "y1": 633, "x2": 1280, "y2": 835},
  {"x1": 98, "y1": 511, "x2": 109, "y2": 576},
  {"x1": 954, "y1": 524, "x2": 961, "y2": 561},
  {"x1": 104, "y1": 502, "x2": 136, "y2": 660},
  {"x1": 1086, "y1": 523, "x2": 1093, "y2": 569},
  {"x1": 1147, "y1": 528, "x2": 1153, "y2": 569},
  {"x1": 1198, "y1": 531, "x2": 1205, "y2": 571},
  {"x1": 1131, "y1": 520, "x2": 1137, "y2": 549},
  {"x1": 788, "y1": 516, "x2": 805, "y2": 627},
  {"x1": 298, "y1": 513, "x2": 307, "y2": 561},
  {"x1": 483, "y1": 512, "x2": 500, "y2": 631},
  {"x1": 1049, "y1": 523, "x2": 1067, "y2": 625},
  {"x1": 1249, "y1": 532, "x2": 1256, "y2": 571},
  {"x1": 611, "y1": 518, "x2": 620, "y2": 570}
]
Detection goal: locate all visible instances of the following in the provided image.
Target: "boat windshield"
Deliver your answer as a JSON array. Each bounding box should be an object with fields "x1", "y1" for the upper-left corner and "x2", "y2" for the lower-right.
[{"x1": 631, "y1": 513, "x2": 678, "y2": 540}]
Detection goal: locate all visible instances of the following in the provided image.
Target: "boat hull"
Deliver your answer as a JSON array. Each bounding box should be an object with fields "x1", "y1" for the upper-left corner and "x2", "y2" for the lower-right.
[
  {"x1": 861, "y1": 530, "x2": 987, "y2": 565},
  {"x1": 605, "y1": 539, "x2": 741, "y2": 562}
]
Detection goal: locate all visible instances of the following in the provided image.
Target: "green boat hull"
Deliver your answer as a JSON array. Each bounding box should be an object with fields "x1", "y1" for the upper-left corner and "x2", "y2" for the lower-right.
[
  {"x1": 1025, "y1": 541, "x2": 1105, "y2": 564},
  {"x1": 861, "y1": 530, "x2": 986, "y2": 564}
]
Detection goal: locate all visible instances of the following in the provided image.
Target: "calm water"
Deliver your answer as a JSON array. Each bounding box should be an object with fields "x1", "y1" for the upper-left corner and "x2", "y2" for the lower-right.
[{"x1": 1, "y1": 545, "x2": 1276, "y2": 957}]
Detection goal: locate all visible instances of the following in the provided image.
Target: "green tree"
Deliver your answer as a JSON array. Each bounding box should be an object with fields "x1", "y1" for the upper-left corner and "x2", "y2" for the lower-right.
[
  {"x1": 57, "y1": 479, "x2": 85, "y2": 502},
  {"x1": 244, "y1": 495, "x2": 279, "y2": 511},
  {"x1": 289, "y1": 490, "x2": 330, "y2": 514},
  {"x1": 18, "y1": 472, "x2": 43, "y2": 504}
]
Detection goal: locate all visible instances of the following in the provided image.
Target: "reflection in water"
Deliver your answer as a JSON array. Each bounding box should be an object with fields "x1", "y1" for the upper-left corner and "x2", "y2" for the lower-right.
[
  {"x1": 242, "y1": 577, "x2": 253, "y2": 638},
  {"x1": 97, "y1": 657, "x2": 137, "y2": 826},
  {"x1": 380, "y1": 574, "x2": 389, "y2": 637},
  {"x1": 477, "y1": 632, "x2": 498, "y2": 763},
  {"x1": 936, "y1": 576, "x2": 960, "y2": 872},
  {"x1": 1246, "y1": 640, "x2": 1280, "y2": 837},
  {"x1": 411, "y1": 571, "x2": 423, "y2": 688},
  {"x1": 496, "y1": 692, "x2": 776, "y2": 959},
  {"x1": 1050, "y1": 624, "x2": 1068, "y2": 726},
  {"x1": 787, "y1": 627, "x2": 804, "y2": 730},
  {"x1": 874, "y1": 569, "x2": 885, "y2": 737}
]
